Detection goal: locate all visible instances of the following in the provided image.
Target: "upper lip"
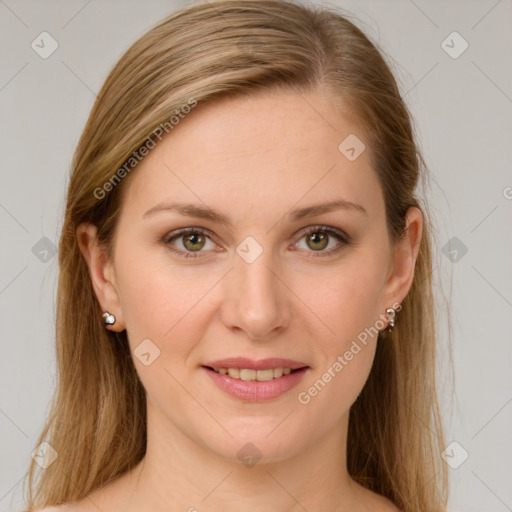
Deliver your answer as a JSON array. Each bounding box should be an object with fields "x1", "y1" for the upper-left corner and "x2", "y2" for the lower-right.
[{"x1": 203, "y1": 357, "x2": 308, "y2": 370}]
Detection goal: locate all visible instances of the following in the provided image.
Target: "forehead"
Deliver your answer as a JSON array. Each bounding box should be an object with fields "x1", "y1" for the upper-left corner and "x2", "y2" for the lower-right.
[{"x1": 120, "y1": 88, "x2": 384, "y2": 224}]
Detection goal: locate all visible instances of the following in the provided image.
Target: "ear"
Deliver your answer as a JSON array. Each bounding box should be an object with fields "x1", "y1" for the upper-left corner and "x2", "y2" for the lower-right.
[
  {"x1": 76, "y1": 223, "x2": 125, "y2": 332},
  {"x1": 381, "y1": 207, "x2": 423, "y2": 317}
]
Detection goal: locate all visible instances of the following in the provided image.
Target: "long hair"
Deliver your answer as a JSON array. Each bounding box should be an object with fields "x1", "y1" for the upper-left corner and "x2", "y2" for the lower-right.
[{"x1": 24, "y1": 1, "x2": 450, "y2": 510}]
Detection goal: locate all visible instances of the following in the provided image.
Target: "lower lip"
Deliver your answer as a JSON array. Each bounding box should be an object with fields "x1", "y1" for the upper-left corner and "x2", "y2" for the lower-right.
[{"x1": 202, "y1": 367, "x2": 308, "y2": 402}]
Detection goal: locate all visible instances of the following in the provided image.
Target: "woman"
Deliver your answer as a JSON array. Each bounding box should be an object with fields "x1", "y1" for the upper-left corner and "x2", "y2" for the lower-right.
[{"x1": 25, "y1": 0, "x2": 449, "y2": 510}]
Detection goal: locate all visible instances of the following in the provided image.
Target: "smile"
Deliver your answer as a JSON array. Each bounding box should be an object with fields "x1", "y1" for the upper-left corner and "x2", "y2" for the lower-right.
[
  {"x1": 202, "y1": 360, "x2": 309, "y2": 401},
  {"x1": 210, "y1": 367, "x2": 295, "y2": 381}
]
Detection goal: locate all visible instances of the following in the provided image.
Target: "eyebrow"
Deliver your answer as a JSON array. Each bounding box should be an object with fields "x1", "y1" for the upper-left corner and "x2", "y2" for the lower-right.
[{"x1": 142, "y1": 199, "x2": 367, "y2": 226}]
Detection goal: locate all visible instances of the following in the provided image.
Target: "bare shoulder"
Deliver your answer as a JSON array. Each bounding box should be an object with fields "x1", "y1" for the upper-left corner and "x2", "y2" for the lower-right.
[
  {"x1": 355, "y1": 482, "x2": 402, "y2": 512},
  {"x1": 33, "y1": 508, "x2": 70, "y2": 512},
  {"x1": 34, "y1": 502, "x2": 90, "y2": 512},
  {"x1": 376, "y1": 496, "x2": 401, "y2": 511},
  {"x1": 33, "y1": 469, "x2": 134, "y2": 512},
  {"x1": 367, "y1": 490, "x2": 401, "y2": 511}
]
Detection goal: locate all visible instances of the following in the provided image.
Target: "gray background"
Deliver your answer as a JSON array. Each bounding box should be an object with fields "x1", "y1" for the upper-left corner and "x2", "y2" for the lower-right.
[{"x1": 1, "y1": 0, "x2": 511, "y2": 510}]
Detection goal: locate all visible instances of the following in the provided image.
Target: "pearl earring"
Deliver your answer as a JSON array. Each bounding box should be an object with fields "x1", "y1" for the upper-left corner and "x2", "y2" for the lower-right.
[
  {"x1": 386, "y1": 307, "x2": 396, "y2": 330},
  {"x1": 102, "y1": 311, "x2": 116, "y2": 326}
]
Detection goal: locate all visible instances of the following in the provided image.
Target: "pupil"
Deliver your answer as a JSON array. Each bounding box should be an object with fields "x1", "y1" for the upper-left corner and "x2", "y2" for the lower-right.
[
  {"x1": 186, "y1": 233, "x2": 204, "y2": 251},
  {"x1": 309, "y1": 232, "x2": 327, "y2": 251}
]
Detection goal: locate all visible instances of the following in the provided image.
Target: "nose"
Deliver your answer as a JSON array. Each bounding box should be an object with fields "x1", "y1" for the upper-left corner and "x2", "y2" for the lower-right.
[{"x1": 219, "y1": 243, "x2": 292, "y2": 341}]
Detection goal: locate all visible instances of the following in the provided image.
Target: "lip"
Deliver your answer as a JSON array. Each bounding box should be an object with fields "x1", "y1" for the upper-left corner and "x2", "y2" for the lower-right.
[
  {"x1": 203, "y1": 357, "x2": 308, "y2": 370},
  {"x1": 201, "y1": 358, "x2": 310, "y2": 402}
]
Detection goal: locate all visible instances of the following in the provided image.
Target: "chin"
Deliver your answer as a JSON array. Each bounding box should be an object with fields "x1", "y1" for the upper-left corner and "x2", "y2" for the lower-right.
[{"x1": 195, "y1": 415, "x2": 313, "y2": 466}]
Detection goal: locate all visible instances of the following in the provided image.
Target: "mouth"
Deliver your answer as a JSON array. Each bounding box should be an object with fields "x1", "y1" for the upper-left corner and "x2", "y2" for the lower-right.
[
  {"x1": 201, "y1": 358, "x2": 310, "y2": 402},
  {"x1": 204, "y1": 366, "x2": 303, "y2": 381}
]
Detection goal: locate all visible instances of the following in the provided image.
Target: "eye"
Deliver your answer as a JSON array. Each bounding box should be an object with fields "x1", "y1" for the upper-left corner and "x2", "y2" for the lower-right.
[
  {"x1": 162, "y1": 225, "x2": 351, "y2": 259},
  {"x1": 293, "y1": 225, "x2": 350, "y2": 257},
  {"x1": 163, "y1": 227, "x2": 218, "y2": 259}
]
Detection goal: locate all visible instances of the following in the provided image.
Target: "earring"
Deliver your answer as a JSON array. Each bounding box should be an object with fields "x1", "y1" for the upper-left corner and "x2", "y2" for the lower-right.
[
  {"x1": 102, "y1": 311, "x2": 116, "y2": 326},
  {"x1": 385, "y1": 307, "x2": 396, "y2": 331}
]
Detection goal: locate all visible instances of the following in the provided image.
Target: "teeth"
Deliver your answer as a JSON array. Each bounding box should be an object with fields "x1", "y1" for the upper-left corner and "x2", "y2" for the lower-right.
[
  {"x1": 214, "y1": 367, "x2": 296, "y2": 380},
  {"x1": 256, "y1": 369, "x2": 274, "y2": 381},
  {"x1": 240, "y1": 369, "x2": 256, "y2": 381},
  {"x1": 227, "y1": 368, "x2": 240, "y2": 378}
]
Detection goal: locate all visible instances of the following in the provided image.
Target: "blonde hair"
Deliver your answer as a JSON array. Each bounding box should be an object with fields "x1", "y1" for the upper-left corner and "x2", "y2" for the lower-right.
[{"x1": 24, "y1": 1, "x2": 451, "y2": 510}]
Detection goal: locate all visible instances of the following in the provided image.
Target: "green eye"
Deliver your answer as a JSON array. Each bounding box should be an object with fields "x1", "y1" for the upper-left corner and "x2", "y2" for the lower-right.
[
  {"x1": 163, "y1": 228, "x2": 214, "y2": 258},
  {"x1": 182, "y1": 232, "x2": 206, "y2": 252},
  {"x1": 306, "y1": 231, "x2": 329, "y2": 251},
  {"x1": 296, "y1": 226, "x2": 350, "y2": 257},
  {"x1": 163, "y1": 225, "x2": 350, "y2": 259}
]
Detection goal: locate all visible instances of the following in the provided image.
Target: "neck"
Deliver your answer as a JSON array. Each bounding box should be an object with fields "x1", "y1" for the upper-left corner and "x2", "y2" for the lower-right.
[{"x1": 120, "y1": 403, "x2": 364, "y2": 511}]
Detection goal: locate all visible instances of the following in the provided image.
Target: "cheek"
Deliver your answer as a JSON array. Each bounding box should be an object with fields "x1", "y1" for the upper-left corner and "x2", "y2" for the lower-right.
[
  {"x1": 114, "y1": 243, "x2": 178, "y2": 344},
  {"x1": 117, "y1": 267, "x2": 171, "y2": 342},
  {"x1": 114, "y1": 247, "x2": 211, "y2": 409},
  {"x1": 295, "y1": 255, "x2": 384, "y2": 345},
  {"x1": 292, "y1": 255, "x2": 383, "y2": 405},
  {"x1": 296, "y1": 275, "x2": 380, "y2": 417},
  {"x1": 114, "y1": 243, "x2": 222, "y2": 356}
]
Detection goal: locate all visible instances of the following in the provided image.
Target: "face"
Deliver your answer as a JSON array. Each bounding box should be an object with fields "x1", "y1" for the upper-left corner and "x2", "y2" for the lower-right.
[{"x1": 86, "y1": 86, "x2": 411, "y2": 464}]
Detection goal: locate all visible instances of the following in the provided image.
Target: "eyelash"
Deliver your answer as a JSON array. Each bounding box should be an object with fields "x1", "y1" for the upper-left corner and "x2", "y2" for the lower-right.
[{"x1": 162, "y1": 225, "x2": 351, "y2": 259}]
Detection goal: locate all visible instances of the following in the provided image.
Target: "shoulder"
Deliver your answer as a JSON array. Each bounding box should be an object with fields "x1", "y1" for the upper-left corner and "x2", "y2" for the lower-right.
[
  {"x1": 368, "y1": 496, "x2": 401, "y2": 512},
  {"x1": 369, "y1": 493, "x2": 401, "y2": 512},
  {"x1": 354, "y1": 483, "x2": 402, "y2": 512},
  {"x1": 32, "y1": 468, "x2": 134, "y2": 512},
  {"x1": 365, "y1": 494, "x2": 401, "y2": 512},
  {"x1": 34, "y1": 505, "x2": 84, "y2": 512}
]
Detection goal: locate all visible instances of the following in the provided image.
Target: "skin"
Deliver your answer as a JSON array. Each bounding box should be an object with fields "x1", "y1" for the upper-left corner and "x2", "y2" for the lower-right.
[{"x1": 64, "y1": 85, "x2": 421, "y2": 511}]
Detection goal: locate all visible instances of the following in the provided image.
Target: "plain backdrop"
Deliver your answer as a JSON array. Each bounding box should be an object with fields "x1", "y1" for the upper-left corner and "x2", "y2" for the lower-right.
[{"x1": 1, "y1": 1, "x2": 511, "y2": 510}]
